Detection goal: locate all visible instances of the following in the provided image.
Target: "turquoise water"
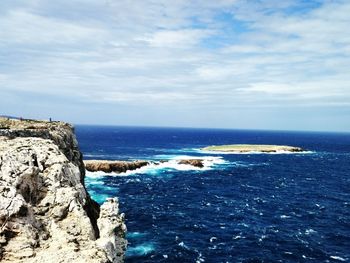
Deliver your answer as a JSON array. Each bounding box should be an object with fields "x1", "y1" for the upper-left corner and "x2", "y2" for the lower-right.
[{"x1": 77, "y1": 126, "x2": 350, "y2": 262}]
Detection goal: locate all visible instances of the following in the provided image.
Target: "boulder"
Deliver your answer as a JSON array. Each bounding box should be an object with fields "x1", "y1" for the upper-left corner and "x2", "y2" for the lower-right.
[{"x1": 178, "y1": 159, "x2": 204, "y2": 168}]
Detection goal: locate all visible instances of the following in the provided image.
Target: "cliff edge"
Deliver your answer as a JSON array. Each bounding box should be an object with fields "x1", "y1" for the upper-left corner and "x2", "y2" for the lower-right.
[{"x1": 0, "y1": 118, "x2": 126, "y2": 262}]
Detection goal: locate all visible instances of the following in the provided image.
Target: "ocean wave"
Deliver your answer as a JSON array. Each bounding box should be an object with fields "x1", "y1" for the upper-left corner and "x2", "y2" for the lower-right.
[
  {"x1": 126, "y1": 242, "x2": 155, "y2": 257},
  {"x1": 86, "y1": 170, "x2": 113, "y2": 178},
  {"x1": 127, "y1": 232, "x2": 148, "y2": 239},
  {"x1": 86, "y1": 155, "x2": 228, "y2": 177},
  {"x1": 232, "y1": 161, "x2": 270, "y2": 168},
  {"x1": 330, "y1": 255, "x2": 347, "y2": 262}
]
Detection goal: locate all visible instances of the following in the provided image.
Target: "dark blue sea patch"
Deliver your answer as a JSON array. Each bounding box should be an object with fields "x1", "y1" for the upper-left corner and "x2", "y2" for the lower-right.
[{"x1": 77, "y1": 126, "x2": 350, "y2": 262}]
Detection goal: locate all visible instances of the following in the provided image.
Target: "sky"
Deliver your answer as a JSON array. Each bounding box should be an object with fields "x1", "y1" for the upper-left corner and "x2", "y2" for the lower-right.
[{"x1": 0, "y1": 0, "x2": 350, "y2": 132}]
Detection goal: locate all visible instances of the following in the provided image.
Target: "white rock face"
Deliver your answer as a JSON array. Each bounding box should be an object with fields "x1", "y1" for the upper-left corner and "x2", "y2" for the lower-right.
[
  {"x1": 0, "y1": 119, "x2": 126, "y2": 262},
  {"x1": 97, "y1": 198, "x2": 127, "y2": 263}
]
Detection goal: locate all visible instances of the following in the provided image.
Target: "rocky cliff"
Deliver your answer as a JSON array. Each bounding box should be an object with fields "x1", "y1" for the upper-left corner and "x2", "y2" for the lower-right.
[{"x1": 0, "y1": 118, "x2": 126, "y2": 262}]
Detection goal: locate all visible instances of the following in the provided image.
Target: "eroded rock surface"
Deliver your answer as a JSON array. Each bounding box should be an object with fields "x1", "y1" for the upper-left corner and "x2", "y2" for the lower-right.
[
  {"x1": 84, "y1": 160, "x2": 149, "y2": 173},
  {"x1": 84, "y1": 159, "x2": 206, "y2": 174},
  {"x1": 178, "y1": 159, "x2": 204, "y2": 168},
  {"x1": 0, "y1": 118, "x2": 126, "y2": 262}
]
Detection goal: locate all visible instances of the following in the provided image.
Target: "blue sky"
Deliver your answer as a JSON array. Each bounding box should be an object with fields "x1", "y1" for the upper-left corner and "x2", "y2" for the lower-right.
[{"x1": 1, "y1": 0, "x2": 349, "y2": 131}]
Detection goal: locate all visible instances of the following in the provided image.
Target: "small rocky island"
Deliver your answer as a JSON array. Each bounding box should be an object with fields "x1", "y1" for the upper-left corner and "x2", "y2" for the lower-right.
[
  {"x1": 202, "y1": 144, "x2": 304, "y2": 153},
  {"x1": 0, "y1": 117, "x2": 126, "y2": 262}
]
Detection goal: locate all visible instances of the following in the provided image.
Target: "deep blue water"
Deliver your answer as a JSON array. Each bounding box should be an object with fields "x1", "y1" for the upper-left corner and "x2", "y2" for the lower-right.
[{"x1": 76, "y1": 125, "x2": 350, "y2": 263}]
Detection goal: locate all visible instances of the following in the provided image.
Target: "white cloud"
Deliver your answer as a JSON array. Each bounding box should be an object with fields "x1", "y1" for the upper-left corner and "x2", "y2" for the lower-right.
[
  {"x1": 0, "y1": 10, "x2": 107, "y2": 45},
  {"x1": 138, "y1": 29, "x2": 214, "y2": 48},
  {"x1": 0, "y1": 0, "x2": 349, "y2": 130}
]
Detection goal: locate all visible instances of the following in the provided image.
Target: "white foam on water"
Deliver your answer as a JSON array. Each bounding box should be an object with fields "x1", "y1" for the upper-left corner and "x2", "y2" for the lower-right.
[
  {"x1": 232, "y1": 161, "x2": 270, "y2": 168},
  {"x1": 85, "y1": 155, "x2": 228, "y2": 177},
  {"x1": 305, "y1": 229, "x2": 317, "y2": 235},
  {"x1": 330, "y1": 256, "x2": 347, "y2": 261},
  {"x1": 280, "y1": 215, "x2": 292, "y2": 219},
  {"x1": 86, "y1": 170, "x2": 115, "y2": 178},
  {"x1": 127, "y1": 232, "x2": 147, "y2": 238},
  {"x1": 196, "y1": 252, "x2": 205, "y2": 263},
  {"x1": 126, "y1": 243, "x2": 155, "y2": 257},
  {"x1": 85, "y1": 179, "x2": 104, "y2": 185},
  {"x1": 178, "y1": 241, "x2": 190, "y2": 250},
  {"x1": 171, "y1": 155, "x2": 228, "y2": 168},
  {"x1": 210, "y1": 237, "x2": 217, "y2": 242}
]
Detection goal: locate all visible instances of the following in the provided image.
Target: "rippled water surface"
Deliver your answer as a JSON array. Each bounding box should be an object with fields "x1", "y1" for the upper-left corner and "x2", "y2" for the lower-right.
[{"x1": 76, "y1": 126, "x2": 350, "y2": 263}]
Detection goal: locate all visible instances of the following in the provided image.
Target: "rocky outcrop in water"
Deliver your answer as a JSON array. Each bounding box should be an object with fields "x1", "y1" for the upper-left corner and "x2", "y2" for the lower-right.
[
  {"x1": 0, "y1": 118, "x2": 126, "y2": 262},
  {"x1": 84, "y1": 160, "x2": 149, "y2": 173},
  {"x1": 178, "y1": 159, "x2": 204, "y2": 168},
  {"x1": 84, "y1": 159, "x2": 206, "y2": 174}
]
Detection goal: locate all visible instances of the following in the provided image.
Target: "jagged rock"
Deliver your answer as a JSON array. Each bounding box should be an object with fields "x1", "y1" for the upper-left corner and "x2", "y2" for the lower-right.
[
  {"x1": 84, "y1": 159, "x2": 206, "y2": 174},
  {"x1": 84, "y1": 160, "x2": 149, "y2": 173},
  {"x1": 178, "y1": 159, "x2": 204, "y2": 168},
  {"x1": 0, "y1": 118, "x2": 85, "y2": 179},
  {"x1": 97, "y1": 198, "x2": 127, "y2": 262},
  {"x1": 0, "y1": 118, "x2": 126, "y2": 262}
]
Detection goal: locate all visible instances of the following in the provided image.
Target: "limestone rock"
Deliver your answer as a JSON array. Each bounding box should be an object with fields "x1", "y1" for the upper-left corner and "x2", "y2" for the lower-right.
[
  {"x1": 84, "y1": 158, "x2": 207, "y2": 174},
  {"x1": 97, "y1": 198, "x2": 127, "y2": 263},
  {"x1": 84, "y1": 160, "x2": 149, "y2": 173},
  {"x1": 178, "y1": 159, "x2": 204, "y2": 168},
  {"x1": 0, "y1": 118, "x2": 126, "y2": 262}
]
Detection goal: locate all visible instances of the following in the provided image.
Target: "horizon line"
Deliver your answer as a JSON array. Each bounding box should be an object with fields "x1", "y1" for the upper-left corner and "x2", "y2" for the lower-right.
[
  {"x1": 74, "y1": 122, "x2": 350, "y2": 135},
  {"x1": 2, "y1": 115, "x2": 348, "y2": 134}
]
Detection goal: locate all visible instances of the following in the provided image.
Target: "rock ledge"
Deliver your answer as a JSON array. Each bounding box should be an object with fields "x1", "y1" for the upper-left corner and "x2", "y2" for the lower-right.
[{"x1": 0, "y1": 118, "x2": 126, "y2": 262}]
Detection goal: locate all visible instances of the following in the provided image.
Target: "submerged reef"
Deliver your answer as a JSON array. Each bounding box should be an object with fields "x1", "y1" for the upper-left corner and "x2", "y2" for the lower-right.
[{"x1": 0, "y1": 117, "x2": 126, "y2": 262}]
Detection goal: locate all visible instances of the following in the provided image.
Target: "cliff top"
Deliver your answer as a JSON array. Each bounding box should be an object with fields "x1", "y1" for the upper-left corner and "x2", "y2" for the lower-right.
[
  {"x1": 0, "y1": 117, "x2": 71, "y2": 131},
  {"x1": 0, "y1": 117, "x2": 126, "y2": 262},
  {"x1": 0, "y1": 117, "x2": 84, "y2": 179}
]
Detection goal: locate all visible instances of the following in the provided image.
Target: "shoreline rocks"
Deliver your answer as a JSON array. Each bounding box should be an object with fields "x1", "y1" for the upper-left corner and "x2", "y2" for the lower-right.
[
  {"x1": 84, "y1": 160, "x2": 149, "y2": 173},
  {"x1": 178, "y1": 159, "x2": 204, "y2": 168},
  {"x1": 0, "y1": 117, "x2": 127, "y2": 262},
  {"x1": 84, "y1": 159, "x2": 206, "y2": 174}
]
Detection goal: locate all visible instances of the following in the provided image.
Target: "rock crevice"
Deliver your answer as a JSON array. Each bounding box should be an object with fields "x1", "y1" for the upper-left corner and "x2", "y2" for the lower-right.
[{"x1": 0, "y1": 118, "x2": 126, "y2": 262}]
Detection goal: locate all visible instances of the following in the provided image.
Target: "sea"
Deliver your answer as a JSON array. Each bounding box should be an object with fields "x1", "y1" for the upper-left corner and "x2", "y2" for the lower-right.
[{"x1": 75, "y1": 125, "x2": 350, "y2": 263}]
